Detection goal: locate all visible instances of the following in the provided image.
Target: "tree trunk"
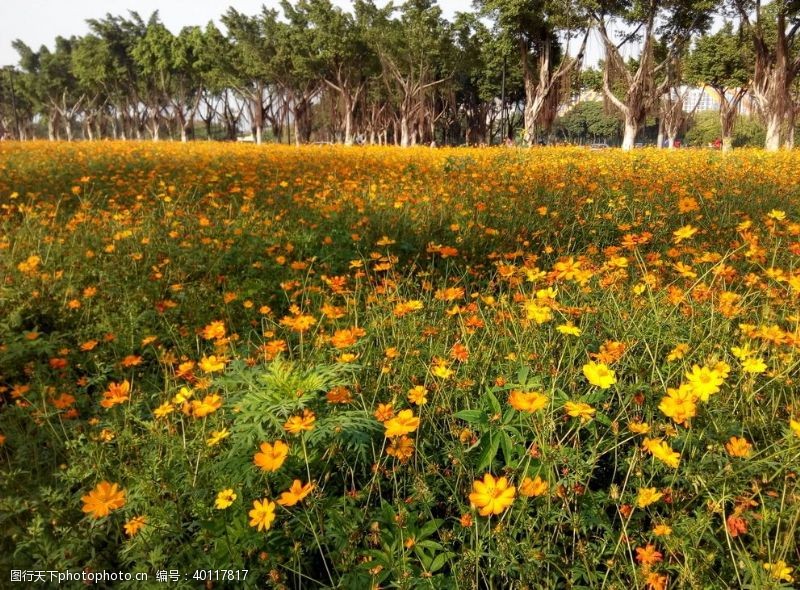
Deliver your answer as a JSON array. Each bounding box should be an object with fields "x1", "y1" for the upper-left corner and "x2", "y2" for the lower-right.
[
  {"x1": 400, "y1": 112, "x2": 410, "y2": 148},
  {"x1": 656, "y1": 117, "x2": 664, "y2": 148},
  {"x1": 622, "y1": 115, "x2": 638, "y2": 150},
  {"x1": 720, "y1": 108, "x2": 736, "y2": 153},
  {"x1": 765, "y1": 110, "x2": 782, "y2": 151},
  {"x1": 48, "y1": 116, "x2": 56, "y2": 141}
]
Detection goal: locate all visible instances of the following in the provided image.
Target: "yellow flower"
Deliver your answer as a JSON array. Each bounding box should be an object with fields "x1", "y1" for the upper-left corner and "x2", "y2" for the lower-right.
[
  {"x1": 468, "y1": 473, "x2": 516, "y2": 516},
  {"x1": 254, "y1": 440, "x2": 289, "y2": 472},
  {"x1": 384, "y1": 409, "x2": 420, "y2": 438},
  {"x1": 643, "y1": 438, "x2": 681, "y2": 469},
  {"x1": 206, "y1": 428, "x2": 230, "y2": 446},
  {"x1": 214, "y1": 488, "x2": 237, "y2": 509},
  {"x1": 741, "y1": 357, "x2": 767, "y2": 374},
  {"x1": 791, "y1": 419, "x2": 800, "y2": 438},
  {"x1": 198, "y1": 355, "x2": 226, "y2": 373},
  {"x1": 430, "y1": 359, "x2": 453, "y2": 379},
  {"x1": 564, "y1": 401, "x2": 595, "y2": 423},
  {"x1": 81, "y1": 481, "x2": 126, "y2": 519},
  {"x1": 672, "y1": 225, "x2": 698, "y2": 243},
  {"x1": 277, "y1": 480, "x2": 315, "y2": 507},
  {"x1": 652, "y1": 523, "x2": 672, "y2": 537},
  {"x1": 767, "y1": 209, "x2": 786, "y2": 221},
  {"x1": 123, "y1": 515, "x2": 147, "y2": 537},
  {"x1": 284, "y1": 409, "x2": 316, "y2": 435},
  {"x1": 628, "y1": 421, "x2": 651, "y2": 434},
  {"x1": 684, "y1": 364, "x2": 724, "y2": 401},
  {"x1": 556, "y1": 323, "x2": 581, "y2": 336},
  {"x1": 519, "y1": 475, "x2": 548, "y2": 498},
  {"x1": 249, "y1": 499, "x2": 277, "y2": 532},
  {"x1": 582, "y1": 361, "x2": 616, "y2": 389},
  {"x1": 408, "y1": 385, "x2": 428, "y2": 406},
  {"x1": 153, "y1": 401, "x2": 175, "y2": 418},
  {"x1": 523, "y1": 300, "x2": 552, "y2": 324},
  {"x1": 636, "y1": 487, "x2": 663, "y2": 508},
  {"x1": 658, "y1": 384, "x2": 697, "y2": 426},
  {"x1": 725, "y1": 436, "x2": 752, "y2": 458},
  {"x1": 508, "y1": 390, "x2": 548, "y2": 413},
  {"x1": 763, "y1": 560, "x2": 794, "y2": 583},
  {"x1": 666, "y1": 343, "x2": 689, "y2": 361}
]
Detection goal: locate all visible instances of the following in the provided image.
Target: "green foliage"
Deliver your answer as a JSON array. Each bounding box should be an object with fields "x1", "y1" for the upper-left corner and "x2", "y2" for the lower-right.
[{"x1": 684, "y1": 111, "x2": 766, "y2": 147}]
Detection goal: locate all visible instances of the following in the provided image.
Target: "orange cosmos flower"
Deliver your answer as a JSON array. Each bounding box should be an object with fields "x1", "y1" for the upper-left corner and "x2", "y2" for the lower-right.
[
  {"x1": 201, "y1": 320, "x2": 226, "y2": 340},
  {"x1": 276, "y1": 480, "x2": 315, "y2": 506},
  {"x1": 519, "y1": 475, "x2": 549, "y2": 497},
  {"x1": 100, "y1": 380, "x2": 130, "y2": 409},
  {"x1": 508, "y1": 390, "x2": 548, "y2": 413},
  {"x1": 253, "y1": 441, "x2": 289, "y2": 472},
  {"x1": 469, "y1": 473, "x2": 516, "y2": 516},
  {"x1": 123, "y1": 515, "x2": 147, "y2": 537},
  {"x1": 284, "y1": 409, "x2": 316, "y2": 434},
  {"x1": 81, "y1": 481, "x2": 126, "y2": 519},
  {"x1": 725, "y1": 436, "x2": 752, "y2": 458}
]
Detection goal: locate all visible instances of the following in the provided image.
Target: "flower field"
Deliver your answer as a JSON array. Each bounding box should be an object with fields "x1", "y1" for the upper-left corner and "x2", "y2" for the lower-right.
[{"x1": 2, "y1": 142, "x2": 800, "y2": 588}]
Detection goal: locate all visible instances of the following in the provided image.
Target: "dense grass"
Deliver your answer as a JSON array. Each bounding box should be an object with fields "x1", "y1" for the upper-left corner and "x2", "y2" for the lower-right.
[{"x1": 1, "y1": 142, "x2": 800, "y2": 589}]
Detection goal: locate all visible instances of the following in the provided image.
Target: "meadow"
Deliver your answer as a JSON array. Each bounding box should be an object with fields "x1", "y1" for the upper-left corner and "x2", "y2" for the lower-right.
[{"x1": 1, "y1": 141, "x2": 799, "y2": 589}]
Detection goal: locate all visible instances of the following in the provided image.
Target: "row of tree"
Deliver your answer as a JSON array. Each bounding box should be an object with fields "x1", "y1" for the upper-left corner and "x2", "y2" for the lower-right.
[{"x1": 1, "y1": 0, "x2": 798, "y2": 150}]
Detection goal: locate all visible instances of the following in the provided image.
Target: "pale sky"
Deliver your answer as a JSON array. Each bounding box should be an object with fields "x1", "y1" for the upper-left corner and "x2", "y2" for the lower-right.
[{"x1": 0, "y1": 0, "x2": 470, "y2": 67}]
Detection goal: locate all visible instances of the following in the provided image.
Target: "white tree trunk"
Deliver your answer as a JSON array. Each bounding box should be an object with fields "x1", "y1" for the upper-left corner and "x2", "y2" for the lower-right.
[
  {"x1": 621, "y1": 117, "x2": 638, "y2": 150},
  {"x1": 765, "y1": 112, "x2": 782, "y2": 151}
]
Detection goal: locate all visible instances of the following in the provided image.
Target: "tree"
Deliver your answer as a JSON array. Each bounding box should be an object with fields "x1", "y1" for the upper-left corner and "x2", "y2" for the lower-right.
[
  {"x1": 732, "y1": 0, "x2": 800, "y2": 149},
  {"x1": 479, "y1": 0, "x2": 590, "y2": 145},
  {"x1": 593, "y1": 0, "x2": 715, "y2": 149},
  {"x1": 685, "y1": 22, "x2": 753, "y2": 151}
]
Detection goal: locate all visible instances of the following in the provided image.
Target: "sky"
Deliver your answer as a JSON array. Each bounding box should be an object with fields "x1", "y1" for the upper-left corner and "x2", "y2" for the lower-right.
[{"x1": 0, "y1": 0, "x2": 469, "y2": 67}]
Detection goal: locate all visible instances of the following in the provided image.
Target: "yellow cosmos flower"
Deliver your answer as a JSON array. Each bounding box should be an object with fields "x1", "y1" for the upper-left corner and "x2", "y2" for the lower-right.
[
  {"x1": 198, "y1": 355, "x2": 226, "y2": 373},
  {"x1": 384, "y1": 409, "x2": 420, "y2": 438},
  {"x1": 643, "y1": 437, "x2": 681, "y2": 469},
  {"x1": 508, "y1": 390, "x2": 548, "y2": 413},
  {"x1": 206, "y1": 428, "x2": 230, "y2": 446},
  {"x1": 564, "y1": 401, "x2": 595, "y2": 423},
  {"x1": 636, "y1": 487, "x2": 663, "y2": 508},
  {"x1": 672, "y1": 224, "x2": 698, "y2": 243},
  {"x1": 253, "y1": 440, "x2": 289, "y2": 472},
  {"x1": 582, "y1": 361, "x2": 616, "y2": 389},
  {"x1": 658, "y1": 384, "x2": 697, "y2": 426},
  {"x1": 741, "y1": 356, "x2": 767, "y2": 374},
  {"x1": 791, "y1": 419, "x2": 800, "y2": 438},
  {"x1": 249, "y1": 499, "x2": 277, "y2": 532},
  {"x1": 556, "y1": 323, "x2": 581, "y2": 336},
  {"x1": 763, "y1": 560, "x2": 793, "y2": 583},
  {"x1": 684, "y1": 364, "x2": 724, "y2": 401},
  {"x1": 468, "y1": 473, "x2": 516, "y2": 516},
  {"x1": 214, "y1": 488, "x2": 237, "y2": 509}
]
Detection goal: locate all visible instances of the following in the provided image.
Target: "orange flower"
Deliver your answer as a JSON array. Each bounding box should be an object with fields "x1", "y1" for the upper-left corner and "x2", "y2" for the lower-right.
[
  {"x1": 635, "y1": 544, "x2": 663, "y2": 566},
  {"x1": 519, "y1": 475, "x2": 549, "y2": 497},
  {"x1": 100, "y1": 380, "x2": 130, "y2": 409},
  {"x1": 277, "y1": 480, "x2": 315, "y2": 506},
  {"x1": 284, "y1": 409, "x2": 316, "y2": 434},
  {"x1": 81, "y1": 481, "x2": 126, "y2": 519},
  {"x1": 201, "y1": 320, "x2": 226, "y2": 340},
  {"x1": 469, "y1": 473, "x2": 516, "y2": 516},
  {"x1": 508, "y1": 390, "x2": 548, "y2": 413},
  {"x1": 374, "y1": 403, "x2": 394, "y2": 422},
  {"x1": 123, "y1": 515, "x2": 147, "y2": 537},
  {"x1": 190, "y1": 393, "x2": 222, "y2": 417},
  {"x1": 254, "y1": 440, "x2": 289, "y2": 472},
  {"x1": 330, "y1": 327, "x2": 366, "y2": 348},
  {"x1": 387, "y1": 435, "x2": 415, "y2": 462},
  {"x1": 725, "y1": 436, "x2": 752, "y2": 458}
]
